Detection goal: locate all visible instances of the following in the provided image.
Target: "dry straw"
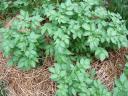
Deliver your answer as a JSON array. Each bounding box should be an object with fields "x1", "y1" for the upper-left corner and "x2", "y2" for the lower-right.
[
  {"x1": 0, "y1": 48, "x2": 128, "y2": 96},
  {"x1": 0, "y1": 55, "x2": 56, "y2": 96}
]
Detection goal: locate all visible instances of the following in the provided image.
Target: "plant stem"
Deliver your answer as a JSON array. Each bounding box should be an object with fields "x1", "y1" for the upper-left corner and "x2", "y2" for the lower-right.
[{"x1": 57, "y1": 0, "x2": 59, "y2": 6}]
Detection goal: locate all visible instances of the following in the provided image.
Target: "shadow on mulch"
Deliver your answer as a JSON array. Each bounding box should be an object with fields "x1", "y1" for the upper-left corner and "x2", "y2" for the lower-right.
[{"x1": 0, "y1": 48, "x2": 128, "y2": 96}]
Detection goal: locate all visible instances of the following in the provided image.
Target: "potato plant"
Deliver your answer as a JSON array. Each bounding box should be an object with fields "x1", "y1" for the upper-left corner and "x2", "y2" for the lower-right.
[{"x1": 0, "y1": 0, "x2": 128, "y2": 96}]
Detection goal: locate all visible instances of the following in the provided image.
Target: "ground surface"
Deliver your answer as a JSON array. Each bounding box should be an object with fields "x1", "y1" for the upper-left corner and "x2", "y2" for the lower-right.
[
  {"x1": 0, "y1": 48, "x2": 128, "y2": 96},
  {"x1": 0, "y1": 54, "x2": 56, "y2": 96}
]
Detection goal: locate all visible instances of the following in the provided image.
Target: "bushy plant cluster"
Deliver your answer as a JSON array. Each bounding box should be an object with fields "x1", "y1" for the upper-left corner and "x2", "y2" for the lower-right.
[
  {"x1": 0, "y1": 11, "x2": 44, "y2": 70},
  {"x1": 108, "y1": 0, "x2": 128, "y2": 18},
  {"x1": 0, "y1": 80, "x2": 8, "y2": 96},
  {"x1": 0, "y1": 0, "x2": 47, "y2": 15},
  {"x1": 0, "y1": 0, "x2": 128, "y2": 95},
  {"x1": 107, "y1": 0, "x2": 128, "y2": 28},
  {"x1": 111, "y1": 56, "x2": 128, "y2": 96}
]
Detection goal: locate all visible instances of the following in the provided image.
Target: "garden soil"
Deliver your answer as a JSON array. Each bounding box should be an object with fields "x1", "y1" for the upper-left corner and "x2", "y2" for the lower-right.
[{"x1": 0, "y1": 48, "x2": 128, "y2": 96}]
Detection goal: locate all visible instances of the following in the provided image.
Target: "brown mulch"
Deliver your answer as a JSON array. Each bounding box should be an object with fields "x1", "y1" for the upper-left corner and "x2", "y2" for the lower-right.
[
  {"x1": 0, "y1": 53, "x2": 56, "y2": 96},
  {"x1": 0, "y1": 48, "x2": 128, "y2": 96},
  {"x1": 93, "y1": 48, "x2": 128, "y2": 90}
]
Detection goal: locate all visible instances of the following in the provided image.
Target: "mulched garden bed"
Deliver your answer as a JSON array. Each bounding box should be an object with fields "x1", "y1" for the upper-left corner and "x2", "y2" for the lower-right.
[
  {"x1": 0, "y1": 48, "x2": 128, "y2": 96},
  {"x1": 93, "y1": 48, "x2": 128, "y2": 90},
  {"x1": 0, "y1": 53, "x2": 56, "y2": 96}
]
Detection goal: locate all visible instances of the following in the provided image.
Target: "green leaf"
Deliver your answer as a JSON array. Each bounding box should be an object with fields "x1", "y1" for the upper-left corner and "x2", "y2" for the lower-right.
[
  {"x1": 71, "y1": 88, "x2": 77, "y2": 95},
  {"x1": 120, "y1": 73, "x2": 127, "y2": 83},
  {"x1": 95, "y1": 48, "x2": 108, "y2": 61},
  {"x1": 49, "y1": 67, "x2": 56, "y2": 73},
  {"x1": 80, "y1": 58, "x2": 91, "y2": 70},
  {"x1": 60, "y1": 71, "x2": 66, "y2": 77},
  {"x1": 65, "y1": 11, "x2": 74, "y2": 15},
  {"x1": 82, "y1": 23, "x2": 90, "y2": 30},
  {"x1": 51, "y1": 74, "x2": 58, "y2": 80},
  {"x1": 87, "y1": 37, "x2": 99, "y2": 50},
  {"x1": 30, "y1": 60, "x2": 36, "y2": 68},
  {"x1": 7, "y1": 60, "x2": 14, "y2": 67}
]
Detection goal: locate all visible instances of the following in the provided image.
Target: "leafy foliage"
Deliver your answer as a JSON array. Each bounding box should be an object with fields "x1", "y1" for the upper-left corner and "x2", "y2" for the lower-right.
[
  {"x1": 42, "y1": 0, "x2": 128, "y2": 59},
  {"x1": 0, "y1": 0, "x2": 46, "y2": 15},
  {"x1": 0, "y1": 10, "x2": 44, "y2": 70},
  {"x1": 49, "y1": 58, "x2": 111, "y2": 96},
  {"x1": 107, "y1": 0, "x2": 128, "y2": 28},
  {"x1": 112, "y1": 55, "x2": 128, "y2": 96},
  {"x1": 42, "y1": 0, "x2": 128, "y2": 95},
  {"x1": 0, "y1": 0, "x2": 128, "y2": 95},
  {"x1": 0, "y1": 80, "x2": 8, "y2": 96},
  {"x1": 113, "y1": 73, "x2": 128, "y2": 96}
]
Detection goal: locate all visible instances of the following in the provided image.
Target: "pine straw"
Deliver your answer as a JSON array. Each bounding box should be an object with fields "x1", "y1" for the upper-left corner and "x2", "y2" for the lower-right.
[
  {"x1": 0, "y1": 48, "x2": 128, "y2": 96},
  {"x1": 0, "y1": 53, "x2": 56, "y2": 96}
]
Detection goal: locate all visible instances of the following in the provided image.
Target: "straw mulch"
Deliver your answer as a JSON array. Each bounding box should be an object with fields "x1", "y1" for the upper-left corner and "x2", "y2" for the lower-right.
[
  {"x1": 0, "y1": 48, "x2": 128, "y2": 96},
  {"x1": 0, "y1": 52, "x2": 56, "y2": 96},
  {"x1": 93, "y1": 48, "x2": 128, "y2": 90}
]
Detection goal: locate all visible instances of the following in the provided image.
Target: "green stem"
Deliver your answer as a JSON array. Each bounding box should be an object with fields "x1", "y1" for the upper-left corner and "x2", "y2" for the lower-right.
[{"x1": 57, "y1": 0, "x2": 59, "y2": 6}]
